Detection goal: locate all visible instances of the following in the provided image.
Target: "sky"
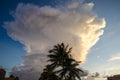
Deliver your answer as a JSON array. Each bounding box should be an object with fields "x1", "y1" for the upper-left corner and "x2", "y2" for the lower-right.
[{"x1": 0, "y1": 0, "x2": 120, "y2": 79}]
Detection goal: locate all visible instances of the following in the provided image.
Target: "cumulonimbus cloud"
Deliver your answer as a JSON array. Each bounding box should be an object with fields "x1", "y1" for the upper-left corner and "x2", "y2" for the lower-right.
[{"x1": 4, "y1": 1, "x2": 106, "y2": 80}]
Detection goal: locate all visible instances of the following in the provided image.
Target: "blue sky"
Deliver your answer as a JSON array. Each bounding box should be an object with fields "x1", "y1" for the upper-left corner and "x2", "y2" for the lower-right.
[
  {"x1": 82, "y1": 0, "x2": 120, "y2": 75},
  {"x1": 0, "y1": 0, "x2": 59, "y2": 70},
  {"x1": 0, "y1": 0, "x2": 120, "y2": 77}
]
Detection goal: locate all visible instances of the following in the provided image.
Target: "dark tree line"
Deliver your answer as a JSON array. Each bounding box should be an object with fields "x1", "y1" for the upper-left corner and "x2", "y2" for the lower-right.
[{"x1": 0, "y1": 68, "x2": 19, "y2": 80}]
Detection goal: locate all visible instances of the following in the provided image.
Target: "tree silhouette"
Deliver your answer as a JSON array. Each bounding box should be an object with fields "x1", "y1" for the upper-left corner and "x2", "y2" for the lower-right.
[
  {"x1": 56, "y1": 57, "x2": 82, "y2": 80},
  {"x1": 14, "y1": 77, "x2": 19, "y2": 80},
  {"x1": 9, "y1": 74, "x2": 15, "y2": 78},
  {"x1": 48, "y1": 43, "x2": 72, "y2": 69},
  {"x1": 39, "y1": 43, "x2": 83, "y2": 80},
  {"x1": 39, "y1": 65, "x2": 60, "y2": 80}
]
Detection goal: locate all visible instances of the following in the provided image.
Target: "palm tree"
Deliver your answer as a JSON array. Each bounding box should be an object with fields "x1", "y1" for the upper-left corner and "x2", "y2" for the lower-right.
[
  {"x1": 47, "y1": 43, "x2": 72, "y2": 69},
  {"x1": 56, "y1": 58, "x2": 83, "y2": 80},
  {"x1": 47, "y1": 43, "x2": 83, "y2": 80},
  {"x1": 39, "y1": 65, "x2": 60, "y2": 80}
]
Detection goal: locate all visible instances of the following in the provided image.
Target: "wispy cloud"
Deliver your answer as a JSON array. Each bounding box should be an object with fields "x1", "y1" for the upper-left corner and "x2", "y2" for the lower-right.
[{"x1": 108, "y1": 53, "x2": 120, "y2": 61}]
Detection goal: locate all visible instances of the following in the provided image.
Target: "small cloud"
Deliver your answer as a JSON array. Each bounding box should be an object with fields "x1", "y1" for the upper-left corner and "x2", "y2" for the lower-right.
[
  {"x1": 108, "y1": 53, "x2": 120, "y2": 61},
  {"x1": 79, "y1": 69, "x2": 89, "y2": 77},
  {"x1": 109, "y1": 56, "x2": 120, "y2": 61},
  {"x1": 97, "y1": 56, "x2": 100, "y2": 58}
]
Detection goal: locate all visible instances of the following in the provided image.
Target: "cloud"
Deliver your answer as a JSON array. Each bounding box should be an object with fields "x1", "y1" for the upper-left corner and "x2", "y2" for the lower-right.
[
  {"x1": 108, "y1": 53, "x2": 120, "y2": 61},
  {"x1": 88, "y1": 54, "x2": 120, "y2": 76},
  {"x1": 103, "y1": 63, "x2": 120, "y2": 75},
  {"x1": 11, "y1": 66, "x2": 41, "y2": 80},
  {"x1": 79, "y1": 69, "x2": 89, "y2": 77},
  {"x1": 4, "y1": 1, "x2": 106, "y2": 80},
  {"x1": 109, "y1": 56, "x2": 120, "y2": 61}
]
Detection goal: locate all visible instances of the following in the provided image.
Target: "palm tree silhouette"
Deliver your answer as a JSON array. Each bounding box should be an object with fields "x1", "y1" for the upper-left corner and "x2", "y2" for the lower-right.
[
  {"x1": 47, "y1": 43, "x2": 83, "y2": 80},
  {"x1": 39, "y1": 43, "x2": 83, "y2": 80},
  {"x1": 39, "y1": 65, "x2": 59, "y2": 80},
  {"x1": 48, "y1": 43, "x2": 72, "y2": 69}
]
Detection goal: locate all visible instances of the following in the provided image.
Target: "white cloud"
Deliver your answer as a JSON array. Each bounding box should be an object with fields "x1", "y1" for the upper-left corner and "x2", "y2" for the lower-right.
[
  {"x1": 109, "y1": 56, "x2": 120, "y2": 61},
  {"x1": 108, "y1": 53, "x2": 120, "y2": 61},
  {"x1": 103, "y1": 63, "x2": 120, "y2": 75},
  {"x1": 97, "y1": 56, "x2": 100, "y2": 58},
  {"x1": 11, "y1": 66, "x2": 41, "y2": 80},
  {"x1": 87, "y1": 54, "x2": 120, "y2": 76},
  {"x1": 4, "y1": 1, "x2": 106, "y2": 80}
]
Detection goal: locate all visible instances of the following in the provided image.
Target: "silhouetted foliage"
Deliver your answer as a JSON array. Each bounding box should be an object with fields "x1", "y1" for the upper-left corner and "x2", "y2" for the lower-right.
[
  {"x1": 0, "y1": 68, "x2": 19, "y2": 80},
  {"x1": 14, "y1": 77, "x2": 19, "y2": 80},
  {"x1": 39, "y1": 43, "x2": 83, "y2": 80},
  {"x1": 39, "y1": 65, "x2": 60, "y2": 80},
  {"x1": 10, "y1": 74, "x2": 15, "y2": 78},
  {"x1": 0, "y1": 68, "x2": 6, "y2": 80}
]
